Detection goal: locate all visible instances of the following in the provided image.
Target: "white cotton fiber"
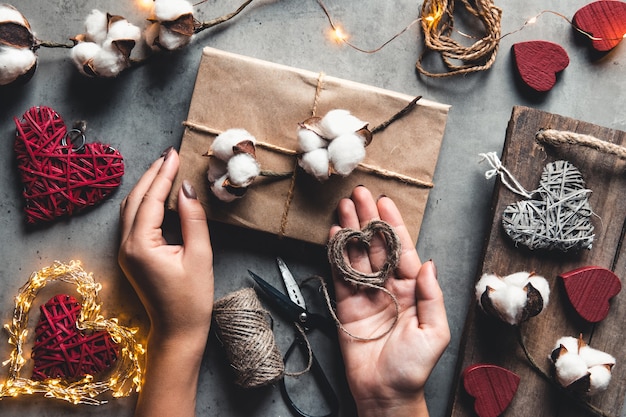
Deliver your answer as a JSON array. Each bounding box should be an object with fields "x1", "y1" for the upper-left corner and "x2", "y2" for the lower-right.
[
  {"x1": 319, "y1": 109, "x2": 367, "y2": 138},
  {"x1": 90, "y1": 42, "x2": 127, "y2": 77},
  {"x1": 211, "y1": 129, "x2": 255, "y2": 161},
  {"x1": 0, "y1": 47, "x2": 36, "y2": 85},
  {"x1": 154, "y1": 0, "x2": 194, "y2": 21},
  {"x1": 107, "y1": 18, "x2": 141, "y2": 43},
  {"x1": 210, "y1": 174, "x2": 238, "y2": 202},
  {"x1": 0, "y1": 4, "x2": 28, "y2": 26},
  {"x1": 579, "y1": 345, "x2": 616, "y2": 368},
  {"x1": 207, "y1": 158, "x2": 227, "y2": 183},
  {"x1": 297, "y1": 128, "x2": 327, "y2": 152},
  {"x1": 475, "y1": 273, "x2": 506, "y2": 298},
  {"x1": 553, "y1": 336, "x2": 579, "y2": 353},
  {"x1": 299, "y1": 148, "x2": 330, "y2": 181},
  {"x1": 486, "y1": 284, "x2": 528, "y2": 325},
  {"x1": 227, "y1": 153, "x2": 260, "y2": 187},
  {"x1": 83, "y1": 10, "x2": 109, "y2": 44},
  {"x1": 554, "y1": 351, "x2": 589, "y2": 387},
  {"x1": 588, "y1": 365, "x2": 612, "y2": 395},
  {"x1": 156, "y1": 28, "x2": 190, "y2": 50},
  {"x1": 328, "y1": 133, "x2": 366, "y2": 176},
  {"x1": 528, "y1": 275, "x2": 550, "y2": 308}
]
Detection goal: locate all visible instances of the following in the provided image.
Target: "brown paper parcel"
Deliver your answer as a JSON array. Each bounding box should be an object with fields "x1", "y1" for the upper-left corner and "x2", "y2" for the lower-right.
[{"x1": 167, "y1": 47, "x2": 450, "y2": 245}]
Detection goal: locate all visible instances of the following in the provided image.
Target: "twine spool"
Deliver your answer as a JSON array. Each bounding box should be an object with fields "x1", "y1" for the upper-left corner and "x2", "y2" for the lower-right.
[{"x1": 213, "y1": 288, "x2": 284, "y2": 388}]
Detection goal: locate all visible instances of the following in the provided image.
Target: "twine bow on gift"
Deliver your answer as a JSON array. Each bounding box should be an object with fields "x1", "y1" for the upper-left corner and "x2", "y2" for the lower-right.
[{"x1": 183, "y1": 72, "x2": 434, "y2": 238}]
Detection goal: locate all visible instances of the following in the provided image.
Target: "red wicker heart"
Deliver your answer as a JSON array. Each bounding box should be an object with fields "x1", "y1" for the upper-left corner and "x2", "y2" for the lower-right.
[
  {"x1": 14, "y1": 106, "x2": 124, "y2": 223},
  {"x1": 32, "y1": 294, "x2": 119, "y2": 381}
]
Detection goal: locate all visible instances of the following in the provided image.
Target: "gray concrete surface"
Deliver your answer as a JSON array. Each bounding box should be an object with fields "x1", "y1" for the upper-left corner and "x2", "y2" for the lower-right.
[{"x1": 0, "y1": 0, "x2": 624, "y2": 416}]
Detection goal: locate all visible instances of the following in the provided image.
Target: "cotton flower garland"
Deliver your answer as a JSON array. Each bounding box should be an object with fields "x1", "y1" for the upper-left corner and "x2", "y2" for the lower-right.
[
  {"x1": 551, "y1": 335, "x2": 615, "y2": 395},
  {"x1": 0, "y1": 0, "x2": 254, "y2": 85},
  {"x1": 207, "y1": 129, "x2": 261, "y2": 202},
  {"x1": 475, "y1": 271, "x2": 550, "y2": 325},
  {"x1": 0, "y1": 4, "x2": 37, "y2": 86},
  {"x1": 297, "y1": 109, "x2": 372, "y2": 181},
  {"x1": 71, "y1": 10, "x2": 142, "y2": 78}
]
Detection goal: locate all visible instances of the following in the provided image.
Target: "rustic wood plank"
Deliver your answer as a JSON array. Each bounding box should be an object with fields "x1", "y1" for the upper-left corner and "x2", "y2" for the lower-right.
[{"x1": 448, "y1": 106, "x2": 626, "y2": 417}]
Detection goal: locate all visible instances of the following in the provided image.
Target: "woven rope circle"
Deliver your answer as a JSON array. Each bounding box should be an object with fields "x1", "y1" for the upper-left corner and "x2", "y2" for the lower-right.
[
  {"x1": 502, "y1": 160, "x2": 594, "y2": 251},
  {"x1": 212, "y1": 288, "x2": 285, "y2": 388},
  {"x1": 14, "y1": 106, "x2": 124, "y2": 223}
]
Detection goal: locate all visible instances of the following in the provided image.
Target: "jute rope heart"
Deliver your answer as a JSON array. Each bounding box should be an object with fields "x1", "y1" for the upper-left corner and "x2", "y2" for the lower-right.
[
  {"x1": 324, "y1": 220, "x2": 402, "y2": 341},
  {"x1": 14, "y1": 106, "x2": 124, "y2": 224}
]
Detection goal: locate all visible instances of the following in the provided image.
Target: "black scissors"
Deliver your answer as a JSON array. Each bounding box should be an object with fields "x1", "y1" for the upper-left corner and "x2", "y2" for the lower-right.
[{"x1": 249, "y1": 258, "x2": 339, "y2": 417}]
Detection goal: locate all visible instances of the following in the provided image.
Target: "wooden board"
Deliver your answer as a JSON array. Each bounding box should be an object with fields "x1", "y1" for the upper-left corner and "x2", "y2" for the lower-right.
[{"x1": 448, "y1": 106, "x2": 626, "y2": 417}]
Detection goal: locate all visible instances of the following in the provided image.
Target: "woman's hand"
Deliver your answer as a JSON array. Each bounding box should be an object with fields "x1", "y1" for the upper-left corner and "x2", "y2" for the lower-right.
[
  {"x1": 330, "y1": 186, "x2": 450, "y2": 417},
  {"x1": 118, "y1": 148, "x2": 214, "y2": 417}
]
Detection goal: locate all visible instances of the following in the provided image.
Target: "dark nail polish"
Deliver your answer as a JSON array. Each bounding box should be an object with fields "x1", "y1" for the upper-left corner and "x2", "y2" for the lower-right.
[
  {"x1": 182, "y1": 180, "x2": 197, "y2": 200},
  {"x1": 161, "y1": 146, "x2": 174, "y2": 159},
  {"x1": 377, "y1": 194, "x2": 387, "y2": 201}
]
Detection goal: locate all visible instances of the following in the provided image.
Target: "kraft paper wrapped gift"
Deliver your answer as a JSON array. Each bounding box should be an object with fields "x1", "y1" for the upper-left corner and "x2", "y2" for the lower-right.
[{"x1": 167, "y1": 47, "x2": 450, "y2": 245}]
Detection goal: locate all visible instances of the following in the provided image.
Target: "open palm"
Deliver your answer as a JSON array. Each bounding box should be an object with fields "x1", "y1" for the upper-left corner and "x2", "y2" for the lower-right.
[{"x1": 329, "y1": 186, "x2": 450, "y2": 417}]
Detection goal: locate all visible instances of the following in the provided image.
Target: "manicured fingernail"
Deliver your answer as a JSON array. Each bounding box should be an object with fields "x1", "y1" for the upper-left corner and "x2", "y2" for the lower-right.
[
  {"x1": 182, "y1": 180, "x2": 197, "y2": 200},
  {"x1": 161, "y1": 146, "x2": 174, "y2": 159},
  {"x1": 377, "y1": 194, "x2": 387, "y2": 201}
]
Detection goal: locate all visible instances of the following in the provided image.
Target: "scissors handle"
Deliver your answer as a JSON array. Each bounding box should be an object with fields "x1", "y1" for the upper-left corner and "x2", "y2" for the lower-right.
[{"x1": 280, "y1": 338, "x2": 339, "y2": 417}]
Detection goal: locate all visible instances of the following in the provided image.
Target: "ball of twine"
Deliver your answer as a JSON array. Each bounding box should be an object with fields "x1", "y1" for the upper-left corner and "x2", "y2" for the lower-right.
[{"x1": 213, "y1": 288, "x2": 284, "y2": 388}]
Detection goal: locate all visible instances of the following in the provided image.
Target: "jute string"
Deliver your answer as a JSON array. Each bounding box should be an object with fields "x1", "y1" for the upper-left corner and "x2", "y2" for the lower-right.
[
  {"x1": 212, "y1": 288, "x2": 286, "y2": 388},
  {"x1": 536, "y1": 129, "x2": 626, "y2": 160},
  {"x1": 323, "y1": 220, "x2": 402, "y2": 341},
  {"x1": 417, "y1": 0, "x2": 502, "y2": 77}
]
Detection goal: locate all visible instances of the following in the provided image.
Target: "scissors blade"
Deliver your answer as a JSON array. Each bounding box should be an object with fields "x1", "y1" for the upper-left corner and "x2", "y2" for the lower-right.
[
  {"x1": 277, "y1": 257, "x2": 306, "y2": 309},
  {"x1": 249, "y1": 270, "x2": 307, "y2": 323}
]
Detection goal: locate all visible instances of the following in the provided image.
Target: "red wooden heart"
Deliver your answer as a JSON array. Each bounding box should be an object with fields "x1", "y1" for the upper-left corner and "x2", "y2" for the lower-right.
[
  {"x1": 559, "y1": 266, "x2": 622, "y2": 323},
  {"x1": 32, "y1": 294, "x2": 119, "y2": 381},
  {"x1": 573, "y1": 0, "x2": 626, "y2": 51},
  {"x1": 512, "y1": 41, "x2": 570, "y2": 92},
  {"x1": 463, "y1": 363, "x2": 520, "y2": 417},
  {"x1": 14, "y1": 106, "x2": 124, "y2": 223}
]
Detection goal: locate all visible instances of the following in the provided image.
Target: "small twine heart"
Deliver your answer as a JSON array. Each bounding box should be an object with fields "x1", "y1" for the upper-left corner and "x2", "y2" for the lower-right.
[
  {"x1": 327, "y1": 220, "x2": 401, "y2": 286},
  {"x1": 502, "y1": 160, "x2": 594, "y2": 252}
]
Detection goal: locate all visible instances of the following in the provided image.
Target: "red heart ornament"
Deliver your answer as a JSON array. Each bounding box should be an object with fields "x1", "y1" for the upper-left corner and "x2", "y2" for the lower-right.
[
  {"x1": 14, "y1": 106, "x2": 124, "y2": 224},
  {"x1": 573, "y1": 0, "x2": 626, "y2": 51},
  {"x1": 512, "y1": 41, "x2": 570, "y2": 92},
  {"x1": 559, "y1": 266, "x2": 622, "y2": 323},
  {"x1": 32, "y1": 294, "x2": 119, "y2": 381},
  {"x1": 463, "y1": 364, "x2": 520, "y2": 417}
]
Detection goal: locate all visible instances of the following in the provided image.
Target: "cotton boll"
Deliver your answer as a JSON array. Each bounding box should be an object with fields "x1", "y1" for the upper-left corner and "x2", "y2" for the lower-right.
[
  {"x1": 579, "y1": 345, "x2": 616, "y2": 368},
  {"x1": 90, "y1": 42, "x2": 127, "y2": 77},
  {"x1": 211, "y1": 129, "x2": 255, "y2": 161},
  {"x1": 156, "y1": 28, "x2": 191, "y2": 50},
  {"x1": 554, "y1": 350, "x2": 589, "y2": 388},
  {"x1": 83, "y1": 9, "x2": 108, "y2": 44},
  {"x1": 299, "y1": 149, "x2": 330, "y2": 181},
  {"x1": 210, "y1": 174, "x2": 238, "y2": 202},
  {"x1": 227, "y1": 153, "x2": 260, "y2": 187},
  {"x1": 0, "y1": 46, "x2": 36, "y2": 85},
  {"x1": 319, "y1": 109, "x2": 367, "y2": 139},
  {"x1": 154, "y1": 0, "x2": 194, "y2": 21},
  {"x1": 70, "y1": 42, "x2": 100, "y2": 76},
  {"x1": 484, "y1": 284, "x2": 529, "y2": 325},
  {"x1": 587, "y1": 365, "x2": 612, "y2": 395},
  {"x1": 107, "y1": 17, "x2": 141, "y2": 44},
  {"x1": 527, "y1": 275, "x2": 550, "y2": 309},
  {"x1": 553, "y1": 336, "x2": 579, "y2": 354},
  {"x1": 475, "y1": 273, "x2": 507, "y2": 299},
  {"x1": 328, "y1": 133, "x2": 366, "y2": 176},
  {"x1": 297, "y1": 127, "x2": 327, "y2": 152},
  {"x1": 207, "y1": 158, "x2": 227, "y2": 183}
]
